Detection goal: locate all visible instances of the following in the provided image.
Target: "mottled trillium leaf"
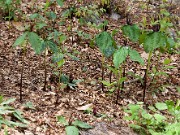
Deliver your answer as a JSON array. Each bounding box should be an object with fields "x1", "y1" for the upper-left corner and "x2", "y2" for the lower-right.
[
  {"x1": 28, "y1": 32, "x2": 43, "y2": 54},
  {"x1": 113, "y1": 47, "x2": 128, "y2": 68},
  {"x1": 65, "y1": 126, "x2": 79, "y2": 135},
  {"x1": 144, "y1": 32, "x2": 166, "y2": 53},
  {"x1": 95, "y1": 31, "x2": 116, "y2": 58},
  {"x1": 122, "y1": 24, "x2": 141, "y2": 42}
]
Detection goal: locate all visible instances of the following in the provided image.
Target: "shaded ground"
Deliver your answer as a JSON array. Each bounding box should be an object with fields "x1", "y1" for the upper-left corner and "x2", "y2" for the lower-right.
[{"x1": 0, "y1": 0, "x2": 179, "y2": 135}]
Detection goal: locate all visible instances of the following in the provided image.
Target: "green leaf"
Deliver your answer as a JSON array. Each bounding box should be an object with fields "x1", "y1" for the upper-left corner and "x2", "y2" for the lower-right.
[
  {"x1": 56, "y1": 0, "x2": 64, "y2": 7},
  {"x1": 23, "y1": 102, "x2": 35, "y2": 110},
  {"x1": 0, "y1": 98, "x2": 16, "y2": 105},
  {"x1": 5, "y1": 0, "x2": 12, "y2": 5},
  {"x1": 46, "y1": 11, "x2": 57, "y2": 20},
  {"x1": 65, "y1": 126, "x2": 79, "y2": 135},
  {"x1": 28, "y1": 32, "x2": 43, "y2": 54},
  {"x1": 35, "y1": 22, "x2": 47, "y2": 29},
  {"x1": 59, "y1": 35, "x2": 66, "y2": 43},
  {"x1": 122, "y1": 24, "x2": 141, "y2": 42},
  {"x1": 142, "y1": 111, "x2": 153, "y2": 119},
  {"x1": 129, "y1": 49, "x2": 144, "y2": 65},
  {"x1": 155, "y1": 102, "x2": 168, "y2": 110},
  {"x1": 144, "y1": 32, "x2": 166, "y2": 52},
  {"x1": 13, "y1": 110, "x2": 29, "y2": 124},
  {"x1": 113, "y1": 47, "x2": 128, "y2": 68},
  {"x1": 95, "y1": 31, "x2": 116, "y2": 57},
  {"x1": 13, "y1": 32, "x2": 27, "y2": 47},
  {"x1": 129, "y1": 124, "x2": 142, "y2": 130},
  {"x1": 163, "y1": 58, "x2": 171, "y2": 65},
  {"x1": 0, "y1": 106, "x2": 14, "y2": 114},
  {"x1": 29, "y1": 13, "x2": 39, "y2": 20},
  {"x1": 52, "y1": 52, "x2": 64, "y2": 63},
  {"x1": 60, "y1": 74, "x2": 69, "y2": 84},
  {"x1": 72, "y1": 120, "x2": 92, "y2": 129},
  {"x1": 154, "y1": 114, "x2": 166, "y2": 122},
  {"x1": 57, "y1": 116, "x2": 68, "y2": 126},
  {"x1": 46, "y1": 40, "x2": 58, "y2": 53}
]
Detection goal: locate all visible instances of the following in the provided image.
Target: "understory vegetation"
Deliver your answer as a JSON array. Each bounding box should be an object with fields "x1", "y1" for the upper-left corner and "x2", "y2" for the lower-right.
[{"x1": 0, "y1": 0, "x2": 179, "y2": 135}]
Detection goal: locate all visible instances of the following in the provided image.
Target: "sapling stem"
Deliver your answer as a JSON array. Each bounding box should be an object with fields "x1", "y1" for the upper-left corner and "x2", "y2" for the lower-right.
[
  {"x1": 20, "y1": 47, "x2": 26, "y2": 102},
  {"x1": 101, "y1": 56, "x2": 105, "y2": 91},
  {"x1": 55, "y1": 65, "x2": 63, "y2": 106},
  {"x1": 43, "y1": 49, "x2": 47, "y2": 91},
  {"x1": 121, "y1": 66, "x2": 125, "y2": 94},
  {"x1": 116, "y1": 66, "x2": 122, "y2": 104},
  {"x1": 143, "y1": 52, "x2": 152, "y2": 102},
  {"x1": 109, "y1": 61, "x2": 113, "y2": 83}
]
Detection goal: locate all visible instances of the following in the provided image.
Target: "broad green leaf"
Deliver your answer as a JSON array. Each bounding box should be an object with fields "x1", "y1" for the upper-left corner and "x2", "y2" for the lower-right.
[
  {"x1": 129, "y1": 49, "x2": 144, "y2": 65},
  {"x1": 28, "y1": 32, "x2": 42, "y2": 54},
  {"x1": 5, "y1": 0, "x2": 12, "y2": 5},
  {"x1": 155, "y1": 102, "x2": 168, "y2": 110},
  {"x1": 59, "y1": 35, "x2": 66, "y2": 43},
  {"x1": 13, "y1": 32, "x2": 27, "y2": 47},
  {"x1": 122, "y1": 24, "x2": 141, "y2": 42},
  {"x1": 72, "y1": 120, "x2": 93, "y2": 129},
  {"x1": 57, "y1": 59, "x2": 65, "y2": 67},
  {"x1": 65, "y1": 126, "x2": 79, "y2": 135},
  {"x1": 113, "y1": 47, "x2": 128, "y2": 68},
  {"x1": 46, "y1": 11, "x2": 57, "y2": 20},
  {"x1": 57, "y1": 116, "x2": 68, "y2": 126},
  {"x1": 154, "y1": 114, "x2": 166, "y2": 122},
  {"x1": 128, "y1": 104, "x2": 140, "y2": 112},
  {"x1": 35, "y1": 22, "x2": 47, "y2": 29},
  {"x1": 29, "y1": 13, "x2": 39, "y2": 20},
  {"x1": 95, "y1": 31, "x2": 116, "y2": 58},
  {"x1": 144, "y1": 32, "x2": 166, "y2": 53},
  {"x1": 166, "y1": 37, "x2": 175, "y2": 48},
  {"x1": 46, "y1": 40, "x2": 58, "y2": 53},
  {"x1": 56, "y1": 0, "x2": 64, "y2": 7},
  {"x1": 52, "y1": 52, "x2": 64, "y2": 63},
  {"x1": 142, "y1": 112, "x2": 153, "y2": 119},
  {"x1": 60, "y1": 74, "x2": 69, "y2": 84}
]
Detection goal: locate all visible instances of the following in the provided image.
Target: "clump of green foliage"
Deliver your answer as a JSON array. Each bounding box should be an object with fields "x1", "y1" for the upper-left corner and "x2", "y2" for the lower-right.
[
  {"x1": 57, "y1": 115, "x2": 92, "y2": 135},
  {"x1": 0, "y1": 0, "x2": 21, "y2": 20},
  {"x1": 0, "y1": 95, "x2": 29, "y2": 129},
  {"x1": 124, "y1": 100, "x2": 180, "y2": 135}
]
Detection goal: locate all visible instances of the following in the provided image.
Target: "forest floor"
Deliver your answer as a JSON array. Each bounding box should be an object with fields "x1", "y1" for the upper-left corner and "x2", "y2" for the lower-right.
[{"x1": 0, "y1": 0, "x2": 179, "y2": 135}]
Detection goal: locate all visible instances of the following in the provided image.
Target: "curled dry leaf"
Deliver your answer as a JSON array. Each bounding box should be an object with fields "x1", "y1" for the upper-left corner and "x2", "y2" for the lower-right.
[{"x1": 76, "y1": 104, "x2": 93, "y2": 111}]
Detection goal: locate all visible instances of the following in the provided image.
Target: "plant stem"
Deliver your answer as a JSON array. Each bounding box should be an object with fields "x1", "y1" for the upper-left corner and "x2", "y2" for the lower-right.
[
  {"x1": 43, "y1": 50, "x2": 47, "y2": 91},
  {"x1": 121, "y1": 66, "x2": 125, "y2": 94},
  {"x1": 109, "y1": 61, "x2": 113, "y2": 83},
  {"x1": 20, "y1": 48, "x2": 26, "y2": 102},
  {"x1": 101, "y1": 56, "x2": 105, "y2": 91},
  {"x1": 116, "y1": 66, "x2": 122, "y2": 104},
  {"x1": 143, "y1": 52, "x2": 152, "y2": 102},
  {"x1": 55, "y1": 66, "x2": 62, "y2": 106}
]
